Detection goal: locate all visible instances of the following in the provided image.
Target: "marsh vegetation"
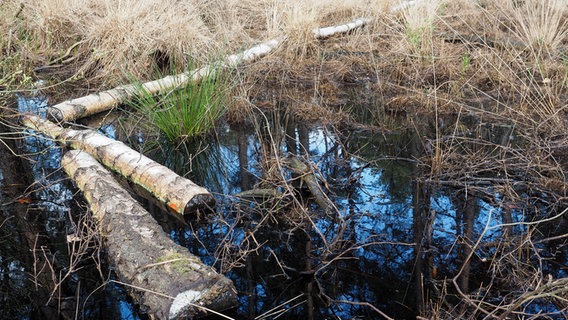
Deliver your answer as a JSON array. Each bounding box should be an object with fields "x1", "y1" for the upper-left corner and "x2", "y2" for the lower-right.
[{"x1": 1, "y1": 0, "x2": 567, "y2": 319}]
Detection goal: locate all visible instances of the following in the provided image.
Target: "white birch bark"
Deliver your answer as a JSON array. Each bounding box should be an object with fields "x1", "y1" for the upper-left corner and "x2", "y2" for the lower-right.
[
  {"x1": 62, "y1": 150, "x2": 236, "y2": 319},
  {"x1": 22, "y1": 114, "x2": 213, "y2": 216}
]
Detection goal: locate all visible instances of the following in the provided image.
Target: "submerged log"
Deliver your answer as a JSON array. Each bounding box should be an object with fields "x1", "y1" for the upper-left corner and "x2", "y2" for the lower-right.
[
  {"x1": 21, "y1": 114, "x2": 213, "y2": 216},
  {"x1": 285, "y1": 156, "x2": 334, "y2": 211},
  {"x1": 61, "y1": 150, "x2": 237, "y2": 319},
  {"x1": 234, "y1": 188, "x2": 283, "y2": 200}
]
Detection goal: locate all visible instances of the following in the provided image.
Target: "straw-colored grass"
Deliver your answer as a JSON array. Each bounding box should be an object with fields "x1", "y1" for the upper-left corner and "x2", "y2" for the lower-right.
[
  {"x1": 400, "y1": 0, "x2": 441, "y2": 55},
  {"x1": 0, "y1": 2, "x2": 33, "y2": 91},
  {"x1": 9, "y1": 0, "x2": 392, "y2": 86},
  {"x1": 498, "y1": 0, "x2": 568, "y2": 53}
]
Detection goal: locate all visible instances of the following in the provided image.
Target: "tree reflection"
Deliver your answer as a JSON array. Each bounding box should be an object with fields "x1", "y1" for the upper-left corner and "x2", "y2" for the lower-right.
[{"x1": 19, "y1": 104, "x2": 563, "y2": 319}]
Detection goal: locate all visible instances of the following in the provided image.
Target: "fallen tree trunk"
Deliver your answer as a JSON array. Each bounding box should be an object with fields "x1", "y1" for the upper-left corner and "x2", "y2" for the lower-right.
[
  {"x1": 46, "y1": 17, "x2": 376, "y2": 123},
  {"x1": 47, "y1": 39, "x2": 282, "y2": 122},
  {"x1": 312, "y1": 17, "x2": 371, "y2": 38},
  {"x1": 61, "y1": 150, "x2": 237, "y2": 319},
  {"x1": 21, "y1": 114, "x2": 213, "y2": 216}
]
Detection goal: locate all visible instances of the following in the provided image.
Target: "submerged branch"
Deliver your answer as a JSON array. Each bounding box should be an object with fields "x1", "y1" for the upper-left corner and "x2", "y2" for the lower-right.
[{"x1": 285, "y1": 156, "x2": 335, "y2": 211}]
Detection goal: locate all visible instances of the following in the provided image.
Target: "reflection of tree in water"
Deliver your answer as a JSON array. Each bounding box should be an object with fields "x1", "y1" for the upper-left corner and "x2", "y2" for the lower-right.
[
  {"x1": 206, "y1": 118, "x2": 563, "y2": 318},
  {"x1": 110, "y1": 109, "x2": 567, "y2": 318},
  {"x1": 0, "y1": 98, "x2": 139, "y2": 319},
  {"x1": 157, "y1": 118, "x2": 425, "y2": 318}
]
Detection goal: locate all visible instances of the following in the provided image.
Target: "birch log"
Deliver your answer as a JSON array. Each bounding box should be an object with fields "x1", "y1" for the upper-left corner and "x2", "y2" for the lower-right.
[
  {"x1": 61, "y1": 150, "x2": 236, "y2": 319},
  {"x1": 46, "y1": 39, "x2": 282, "y2": 123},
  {"x1": 46, "y1": 17, "x2": 378, "y2": 123},
  {"x1": 312, "y1": 18, "x2": 372, "y2": 38},
  {"x1": 21, "y1": 114, "x2": 213, "y2": 216}
]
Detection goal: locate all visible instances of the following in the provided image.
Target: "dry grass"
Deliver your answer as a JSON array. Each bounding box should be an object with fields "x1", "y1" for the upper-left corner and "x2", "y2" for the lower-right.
[
  {"x1": 399, "y1": 0, "x2": 441, "y2": 55},
  {"x1": 0, "y1": 2, "x2": 33, "y2": 91},
  {"x1": 7, "y1": 0, "x2": 395, "y2": 86},
  {"x1": 497, "y1": 0, "x2": 568, "y2": 53}
]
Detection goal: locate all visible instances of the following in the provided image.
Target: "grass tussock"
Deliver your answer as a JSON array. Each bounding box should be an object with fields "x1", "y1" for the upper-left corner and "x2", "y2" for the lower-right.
[
  {"x1": 25, "y1": 0, "x2": 221, "y2": 82},
  {"x1": 126, "y1": 62, "x2": 233, "y2": 142},
  {"x1": 497, "y1": 0, "x2": 568, "y2": 53},
  {"x1": 400, "y1": 0, "x2": 441, "y2": 55},
  {"x1": 6, "y1": 0, "x2": 389, "y2": 86}
]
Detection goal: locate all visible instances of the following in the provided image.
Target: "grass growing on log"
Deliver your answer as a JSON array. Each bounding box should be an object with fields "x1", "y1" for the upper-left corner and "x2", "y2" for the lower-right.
[{"x1": 126, "y1": 62, "x2": 233, "y2": 142}]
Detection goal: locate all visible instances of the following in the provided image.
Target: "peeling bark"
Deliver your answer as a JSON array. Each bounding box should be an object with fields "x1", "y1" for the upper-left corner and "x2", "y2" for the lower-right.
[
  {"x1": 61, "y1": 150, "x2": 237, "y2": 319},
  {"x1": 21, "y1": 114, "x2": 213, "y2": 216}
]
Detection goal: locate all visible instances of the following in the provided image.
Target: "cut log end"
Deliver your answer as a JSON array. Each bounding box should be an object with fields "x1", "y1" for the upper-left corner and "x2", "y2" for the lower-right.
[
  {"x1": 183, "y1": 193, "x2": 216, "y2": 216},
  {"x1": 46, "y1": 107, "x2": 65, "y2": 123},
  {"x1": 169, "y1": 277, "x2": 237, "y2": 319}
]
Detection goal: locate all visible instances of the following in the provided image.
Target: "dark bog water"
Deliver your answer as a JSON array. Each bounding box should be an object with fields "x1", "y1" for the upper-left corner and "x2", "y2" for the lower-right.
[
  {"x1": 0, "y1": 96, "x2": 141, "y2": 319},
  {"x1": 1, "y1": 97, "x2": 566, "y2": 319}
]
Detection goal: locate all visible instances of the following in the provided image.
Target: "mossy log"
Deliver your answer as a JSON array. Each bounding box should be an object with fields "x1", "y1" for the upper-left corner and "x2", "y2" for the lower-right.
[
  {"x1": 234, "y1": 188, "x2": 283, "y2": 199},
  {"x1": 21, "y1": 114, "x2": 213, "y2": 216},
  {"x1": 61, "y1": 150, "x2": 236, "y2": 319},
  {"x1": 46, "y1": 17, "x2": 376, "y2": 123}
]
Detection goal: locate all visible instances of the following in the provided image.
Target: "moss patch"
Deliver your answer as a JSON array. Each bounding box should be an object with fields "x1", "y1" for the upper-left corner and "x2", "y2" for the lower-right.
[{"x1": 156, "y1": 252, "x2": 195, "y2": 274}]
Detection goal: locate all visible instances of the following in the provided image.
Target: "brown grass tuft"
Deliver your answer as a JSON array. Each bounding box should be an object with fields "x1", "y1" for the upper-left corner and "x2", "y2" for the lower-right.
[
  {"x1": 13, "y1": 0, "x2": 394, "y2": 86},
  {"x1": 498, "y1": 0, "x2": 568, "y2": 53}
]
